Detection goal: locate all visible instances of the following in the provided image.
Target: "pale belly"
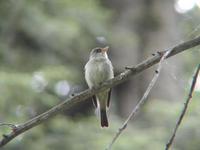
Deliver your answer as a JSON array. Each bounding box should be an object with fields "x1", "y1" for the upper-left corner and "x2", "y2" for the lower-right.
[{"x1": 85, "y1": 60, "x2": 113, "y2": 88}]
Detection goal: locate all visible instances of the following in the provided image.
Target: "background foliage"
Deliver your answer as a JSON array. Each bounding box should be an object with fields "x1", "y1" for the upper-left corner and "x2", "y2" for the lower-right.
[{"x1": 0, "y1": 0, "x2": 200, "y2": 149}]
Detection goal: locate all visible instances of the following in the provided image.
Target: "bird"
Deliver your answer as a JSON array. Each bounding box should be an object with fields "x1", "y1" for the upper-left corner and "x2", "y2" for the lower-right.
[{"x1": 84, "y1": 46, "x2": 114, "y2": 127}]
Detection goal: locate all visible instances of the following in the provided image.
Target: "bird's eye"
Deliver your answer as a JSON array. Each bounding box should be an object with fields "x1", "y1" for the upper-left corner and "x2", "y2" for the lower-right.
[{"x1": 96, "y1": 49, "x2": 101, "y2": 53}]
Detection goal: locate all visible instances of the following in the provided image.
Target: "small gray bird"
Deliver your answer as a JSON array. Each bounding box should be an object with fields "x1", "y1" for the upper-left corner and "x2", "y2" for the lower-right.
[{"x1": 85, "y1": 46, "x2": 114, "y2": 127}]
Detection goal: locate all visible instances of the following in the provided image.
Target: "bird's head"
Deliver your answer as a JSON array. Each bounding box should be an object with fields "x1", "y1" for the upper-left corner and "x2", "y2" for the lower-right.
[{"x1": 89, "y1": 46, "x2": 109, "y2": 60}]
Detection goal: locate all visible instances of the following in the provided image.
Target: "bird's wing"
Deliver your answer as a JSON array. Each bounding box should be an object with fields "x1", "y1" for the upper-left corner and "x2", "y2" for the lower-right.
[
  {"x1": 92, "y1": 95, "x2": 98, "y2": 108},
  {"x1": 107, "y1": 89, "x2": 111, "y2": 107}
]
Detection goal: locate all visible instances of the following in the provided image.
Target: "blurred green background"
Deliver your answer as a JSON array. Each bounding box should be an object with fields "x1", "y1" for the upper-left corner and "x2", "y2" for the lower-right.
[{"x1": 0, "y1": 0, "x2": 200, "y2": 149}]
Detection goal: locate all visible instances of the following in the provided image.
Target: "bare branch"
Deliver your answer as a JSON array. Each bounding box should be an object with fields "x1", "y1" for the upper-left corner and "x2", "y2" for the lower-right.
[
  {"x1": 106, "y1": 49, "x2": 172, "y2": 150},
  {"x1": 0, "y1": 123, "x2": 17, "y2": 129},
  {"x1": 165, "y1": 64, "x2": 200, "y2": 150},
  {"x1": 0, "y1": 36, "x2": 200, "y2": 147}
]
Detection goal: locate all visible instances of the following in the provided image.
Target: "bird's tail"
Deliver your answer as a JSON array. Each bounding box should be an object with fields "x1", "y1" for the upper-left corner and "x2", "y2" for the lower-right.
[{"x1": 100, "y1": 109, "x2": 108, "y2": 127}]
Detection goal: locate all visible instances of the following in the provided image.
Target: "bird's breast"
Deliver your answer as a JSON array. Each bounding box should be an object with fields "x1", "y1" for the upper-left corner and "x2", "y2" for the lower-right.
[{"x1": 85, "y1": 59, "x2": 113, "y2": 87}]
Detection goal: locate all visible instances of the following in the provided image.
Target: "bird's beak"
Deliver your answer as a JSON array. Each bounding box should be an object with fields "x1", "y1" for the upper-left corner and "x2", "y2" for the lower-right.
[{"x1": 101, "y1": 46, "x2": 109, "y2": 53}]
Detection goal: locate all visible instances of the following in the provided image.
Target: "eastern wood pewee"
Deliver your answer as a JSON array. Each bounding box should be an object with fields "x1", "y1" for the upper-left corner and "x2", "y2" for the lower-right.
[{"x1": 85, "y1": 46, "x2": 114, "y2": 127}]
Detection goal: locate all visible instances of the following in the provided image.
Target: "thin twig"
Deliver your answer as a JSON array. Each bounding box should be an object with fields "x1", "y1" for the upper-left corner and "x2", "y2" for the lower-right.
[
  {"x1": 0, "y1": 36, "x2": 200, "y2": 147},
  {"x1": 165, "y1": 64, "x2": 200, "y2": 150},
  {"x1": 0, "y1": 123, "x2": 17, "y2": 129},
  {"x1": 106, "y1": 50, "x2": 171, "y2": 150}
]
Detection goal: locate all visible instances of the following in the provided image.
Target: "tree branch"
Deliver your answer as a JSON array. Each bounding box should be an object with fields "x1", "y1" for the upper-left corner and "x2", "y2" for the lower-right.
[
  {"x1": 0, "y1": 123, "x2": 17, "y2": 129},
  {"x1": 106, "y1": 48, "x2": 172, "y2": 150},
  {"x1": 165, "y1": 64, "x2": 200, "y2": 150},
  {"x1": 1, "y1": 36, "x2": 200, "y2": 147}
]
